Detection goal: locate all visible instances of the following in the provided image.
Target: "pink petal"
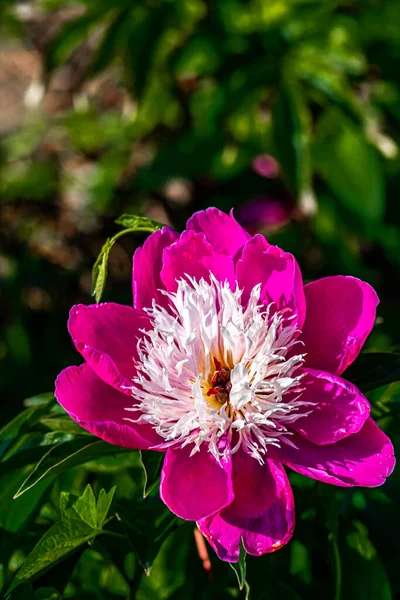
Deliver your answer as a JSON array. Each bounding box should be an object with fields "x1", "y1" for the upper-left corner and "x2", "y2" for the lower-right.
[
  {"x1": 186, "y1": 207, "x2": 251, "y2": 260},
  {"x1": 272, "y1": 418, "x2": 395, "y2": 487},
  {"x1": 301, "y1": 276, "x2": 379, "y2": 375},
  {"x1": 55, "y1": 364, "x2": 162, "y2": 449},
  {"x1": 160, "y1": 444, "x2": 234, "y2": 521},
  {"x1": 160, "y1": 230, "x2": 236, "y2": 292},
  {"x1": 291, "y1": 368, "x2": 370, "y2": 445},
  {"x1": 198, "y1": 451, "x2": 294, "y2": 562},
  {"x1": 236, "y1": 235, "x2": 306, "y2": 328},
  {"x1": 132, "y1": 227, "x2": 179, "y2": 310},
  {"x1": 68, "y1": 302, "x2": 149, "y2": 393}
]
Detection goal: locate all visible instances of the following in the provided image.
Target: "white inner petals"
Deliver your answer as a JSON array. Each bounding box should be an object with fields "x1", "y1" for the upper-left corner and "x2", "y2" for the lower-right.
[{"x1": 126, "y1": 275, "x2": 311, "y2": 463}]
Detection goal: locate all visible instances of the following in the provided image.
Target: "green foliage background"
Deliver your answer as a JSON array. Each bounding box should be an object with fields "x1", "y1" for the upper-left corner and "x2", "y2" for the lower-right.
[{"x1": 1, "y1": 0, "x2": 400, "y2": 598}]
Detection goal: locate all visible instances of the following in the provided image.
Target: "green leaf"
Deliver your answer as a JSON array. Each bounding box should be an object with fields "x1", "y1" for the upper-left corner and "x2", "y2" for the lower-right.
[
  {"x1": 91, "y1": 214, "x2": 164, "y2": 302},
  {"x1": 139, "y1": 450, "x2": 163, "y2": 498},
  {"x1": 272, "y1": 80, "x2": 314, "y2": 206},
  {"x1": 344, "y1": 353, "x2": 400, "y2": 393},
  {"x1": 0, "y1": 398, "x2": 55, "y2": 458},
  {"x1": 89, "y1": 9, "x2": 132, "y2": 77},
  {"x1": 341, "y1": 521, "x2": 392, "y2": 600},
  {"x1": 314, "y1": 109, "x2": 385, "y2": 223},
  {"x1": 73, "y1": 484, "x2": 98, "y2": 529},
  {"x1": 39, "y1": 417, "x2": 93, "y2": 436},
  {"x1": 13, "y1": 439, "x2": 131, "y2": 498},
  {"x1": 96, "y1": 487, "x2": 116, "y2": 527},
  {"x1": 91, "y1": 237, "x2": 114, "y2": 303},
  {"x1": 118, "y1": 497, "x2": 181, "y2": 574},
  {"x1": 45, "y1": 9, "x2": 108, "y2": 71},
  {"x1": 0, "y1": 468, "x2": 54, "y2": 533},
  {"x1": 114, "y1": 214, "x2": 164, "y2": 230},
  {"x1": 8, "y1": 486, "x2": 115, "y2": 593},
  {"x1": 229, "y1": 542, "x2": 250, "y2": 598}
]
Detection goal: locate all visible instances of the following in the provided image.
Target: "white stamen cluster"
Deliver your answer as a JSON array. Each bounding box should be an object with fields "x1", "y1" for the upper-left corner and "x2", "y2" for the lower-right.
[{"x1": 126, "y1": 276, "x2": 311, "y2": 463}]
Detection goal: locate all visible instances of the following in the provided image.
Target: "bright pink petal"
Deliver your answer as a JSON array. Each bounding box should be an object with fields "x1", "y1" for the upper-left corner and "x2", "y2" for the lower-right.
[
  {"x1": 301, "y1": 276, "x2": 379, "y2": 375},
  {"x1": 160, "y1": 230, "x2": 236, "y2": 292},
  {"x1": 290, "y1": 368, "x2": 370, "y2": 445},
  {"x1": 236, "y1": 235, "x2": 306, "y2": 328},
  {"x1": 198, "y1": 452, "x2": 294, "y2": 562},
  {"x1": 186, "y1": 207, "x2": 251, "y2": 259},
  {"x1": 55, "y1": 364, "x2": 162, "y2": 449},
  {"x1": 68, "y1": 302, "x2": 149, "y2": 393},
  {"x1": 272, "y1": 418, "x2": 395, "y2": 487},
  {"x1": 160, "y1": 444, "x2": 233, "y2": 521},
  {"x1": 132, "y1": 227, "x2": 179, "y2": 310}
]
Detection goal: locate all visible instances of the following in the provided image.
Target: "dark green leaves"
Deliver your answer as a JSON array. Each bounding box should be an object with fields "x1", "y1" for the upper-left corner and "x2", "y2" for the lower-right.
[
  {"x1": 272, "y1": 80, "x2": 314, "y2": 208},
  {"x1": 139, "y1": 450, "x2": 164, "y2": 498},
  {"x1": 314, "y1": 110, "x2": 385, "y2": 223},
  {"x1": 118, "y1": 497, "x2": 181, "y2": 575},
  {"x1": 341, "y1": 521, "x2": 392, "y2": 600},
  {"x1": 8, "y1": 485, "x2": 115, "y2": 593},
  {"x1": 13, "y1": 439, "x2": 132, "y2": 498},
  {"x1": 91, "y1": 214, "x2": 164, "y2": 302},
  {"x1": 345, "y1": 352, "x2": 400, "y2": 393}
]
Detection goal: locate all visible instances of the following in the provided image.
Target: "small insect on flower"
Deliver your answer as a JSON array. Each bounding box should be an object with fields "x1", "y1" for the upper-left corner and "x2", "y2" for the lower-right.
[{"x1": 56, "y1": 208, "x2": 395, "y2": 563}]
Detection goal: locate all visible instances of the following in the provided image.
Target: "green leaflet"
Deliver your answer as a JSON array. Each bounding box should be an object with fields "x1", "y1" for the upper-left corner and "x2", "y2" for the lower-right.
[
  {"x1": 91, "y1": 214, "x2": 164, "y2": 302},
  {"x1": 7, "y1": 485, "x2": 115, "y2": 593}
]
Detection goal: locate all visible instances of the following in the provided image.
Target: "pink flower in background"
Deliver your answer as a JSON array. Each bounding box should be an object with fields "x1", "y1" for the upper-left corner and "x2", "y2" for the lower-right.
[
  {"x1": 236, "y1": 195, "x2": 291, "y2": 234},
  {"x1": 252, "y1": 154, "x2": 280, "y2": 179},
  {"x1": 55, "y1": 208, "x2": 395, "y2": 563}
]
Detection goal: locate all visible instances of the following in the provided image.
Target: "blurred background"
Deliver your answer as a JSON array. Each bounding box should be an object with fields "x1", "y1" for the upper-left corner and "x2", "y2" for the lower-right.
[
  {"x1": 1, "y1": 1, "x2": 400, "y2": 598},
  {"x1": 2, "y1": 0, "x2": 400, "y2": 421}
]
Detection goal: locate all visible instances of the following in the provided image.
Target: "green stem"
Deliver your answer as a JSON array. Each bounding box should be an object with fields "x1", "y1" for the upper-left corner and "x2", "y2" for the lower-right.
[{"x1": 329, "y1": 532, "x2": 342, "y2": 600}]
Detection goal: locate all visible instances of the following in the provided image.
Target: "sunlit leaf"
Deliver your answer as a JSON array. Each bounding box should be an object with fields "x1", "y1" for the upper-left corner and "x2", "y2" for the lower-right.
[{"x1": 7, "y1": 485, "x2": 115, "y2": 593}]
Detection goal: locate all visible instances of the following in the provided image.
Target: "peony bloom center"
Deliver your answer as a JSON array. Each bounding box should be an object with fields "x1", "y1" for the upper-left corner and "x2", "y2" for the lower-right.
[{"x1": 126, "y1": 276, "x2": 312, "y2": 463}]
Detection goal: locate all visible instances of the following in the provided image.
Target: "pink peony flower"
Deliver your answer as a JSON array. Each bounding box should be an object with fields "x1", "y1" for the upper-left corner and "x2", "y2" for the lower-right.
[{"x1": 55, "y1": 208, "x2": 395, "y2": 562}]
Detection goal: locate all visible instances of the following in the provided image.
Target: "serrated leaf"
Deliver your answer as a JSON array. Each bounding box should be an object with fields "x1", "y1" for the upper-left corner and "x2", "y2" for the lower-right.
[
  {"x1": 8, "y1": 486, "x2": 115, "y2": 593},
  {"x1": 114, "y1": 214, "x2": 164, "y2": 230},
  {"x1": 97, "y1": 486, "x2": 116, "y2": 527},
  {"x1": 229, "y1": 542, "x2": 250, "y2": 598},
  {"x1": 139, "y1": 450, "x2": 163, "y2": 498},
  {"x1": 344, "y1": 352, "x2": 400, "y2": 393},
  {"x1": 73, "y1": 484, "x2": 98, "y2": 529},
  {"x1": 14, "y1": 439, "x2": 131, "y2": 498}
]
